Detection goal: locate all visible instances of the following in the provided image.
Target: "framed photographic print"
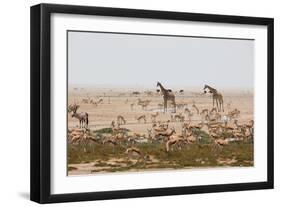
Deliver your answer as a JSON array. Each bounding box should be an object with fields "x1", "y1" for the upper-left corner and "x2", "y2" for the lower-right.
[{"x1": 30, "y1": 3, "x2": 274, "y2": 203}]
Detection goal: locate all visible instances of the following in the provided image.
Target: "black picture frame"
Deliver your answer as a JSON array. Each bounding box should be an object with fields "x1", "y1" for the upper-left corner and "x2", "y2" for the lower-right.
[{"x1": 30, "y1": 3, "x2": 274, "y2": 204}]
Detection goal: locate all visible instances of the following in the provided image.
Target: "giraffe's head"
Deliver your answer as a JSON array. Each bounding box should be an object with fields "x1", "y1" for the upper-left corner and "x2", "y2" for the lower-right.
[
  {"x1": 157, "y1": 82, "x2": 160, "y2": 87},
  {"x1": 203, "y1": 84, "x2": 208, "y2": 90},
  {"x1": 203, "y1": 85, "x2": 208, "y2": 93},
  {"x1": 203, "y1": 85, "x2": 212, "y2": 93}
]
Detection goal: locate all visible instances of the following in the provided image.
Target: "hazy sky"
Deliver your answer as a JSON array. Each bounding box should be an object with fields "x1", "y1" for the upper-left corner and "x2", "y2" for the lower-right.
[{"x1": 68, "y1": 31, "x2": 254, "y2": 89}]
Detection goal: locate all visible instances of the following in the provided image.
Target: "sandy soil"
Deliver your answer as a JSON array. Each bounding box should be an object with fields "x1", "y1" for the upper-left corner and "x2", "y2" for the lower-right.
[
  {"x1": 67, "y1": 86, "x2": 254, "y2": 175},
  {"x1": 68, "y1": 86, "x2": 253, "y2": 133}
]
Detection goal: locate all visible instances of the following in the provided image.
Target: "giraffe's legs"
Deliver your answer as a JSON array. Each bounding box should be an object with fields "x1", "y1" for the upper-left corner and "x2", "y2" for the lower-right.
[
  {"x1": 220, "y1": 98, "x2": 224, "y2": 112},
  {"x1": 215, "y1": 98, "x2": 219, "y2": 112}
]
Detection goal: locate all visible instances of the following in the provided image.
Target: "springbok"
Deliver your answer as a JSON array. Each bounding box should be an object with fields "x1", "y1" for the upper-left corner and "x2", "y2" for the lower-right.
[
  {"x1": 227, "y1": 108, "x2": 240, "y2": 120},
  {"x1": 165, "y1": 136, "x2": 187, "y2": 152},
  {"x1": 192, "y1": 104, "x2": 199, "y2": 114},
  {"x1": 117, "y1": 115, "x2": 126, "y2": 125},
  {"x1": 130, "y1": 103, "x2": 135, "y2": 110},
  {"x1": 97, "y1": 98, "x2": 103, "y2": 104},
  {"x1": 150, "y1": 112, "x2": 159, "y2": 123},
  {"x1": 135, "y1": 115, "x2": 146, "y2": 124},
  {"x1": 137, "y1": 99, "x2": 151, "y2": 110}
]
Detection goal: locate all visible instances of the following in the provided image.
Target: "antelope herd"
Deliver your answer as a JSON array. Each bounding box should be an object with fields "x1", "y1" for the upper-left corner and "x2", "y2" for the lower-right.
[{"x1": 68, "y1": 83, "x2": 254, "y2": 161}]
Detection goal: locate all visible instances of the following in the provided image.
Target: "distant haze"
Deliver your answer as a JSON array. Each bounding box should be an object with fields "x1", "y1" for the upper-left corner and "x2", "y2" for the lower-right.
[{"x1": 68, "y1": 31, "x2": 254, "y2": 90}]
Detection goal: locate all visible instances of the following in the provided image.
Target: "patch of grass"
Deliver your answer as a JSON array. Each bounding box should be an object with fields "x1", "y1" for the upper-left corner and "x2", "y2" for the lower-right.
[
  {"x1": 193, "y1": 129, "x2": 211, "y2": 144},
  {"x1": 93, "y1": 127, "x2": 130, "y2": 134},
  {"x1": 68, "y1": 140, "x2": 254, "y2": 172},
  {"x1": 68, "y1": 166, "x2": 77, "y2": 171},
  {"x1": 93, "y1": 128, "x2": 113, "y2": 134},
  {"x1": 221, "y1": 131, "x2": 234, "y2": 139}
]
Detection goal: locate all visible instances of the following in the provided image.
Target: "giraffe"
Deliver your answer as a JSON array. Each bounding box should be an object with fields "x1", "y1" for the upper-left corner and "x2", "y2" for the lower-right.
[
  {"x1": 157, "y1": 82, "x2": 176, "y2": 113},
  {"x1": 203, "y1": 85, "x2": 224, "y2": 112}
]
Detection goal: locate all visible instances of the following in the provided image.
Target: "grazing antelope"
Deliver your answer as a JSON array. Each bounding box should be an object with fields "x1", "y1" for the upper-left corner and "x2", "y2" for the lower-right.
[
  {"x1": 81, "y1": 98, "x2": 89, "y2": 104},
  {"x1": 137, "y1": 99, "x2": 150, "y2": 110},
  {"x1": 102, "y1": 137, "x2": 118, "y2": 146},
  {"x1": 155, "y1": 127, "x2": 175, "y2": 136},
  {"x1": 125, "y1": 147, "x2": 142, "y2": 158},
  {"x1": 97, "y1": 98, "x2": 103, "y2": 104},
  {"x1": 200, "y1": 108, "x2": 209, "y2": 115},
  {"x1": 181, "y1": 123, "x2": 197, "y2": 143},
  {"x1": 200, "y1": 109, "x2": 209, "y2": 123},
  {"x1": 68, "y1": 128, "x2": 98, "y2": 144},
  {"x1": 117, "y1": 115, "x2": 126, "y2": 125},
  {"x1": 181, "y1": 122, "x2": 190, "y2": 132},
  {"x1": 186, "y1": 135, "x2": 197, "y2": 144},
  {"x1": 147, "y1": 129, "x2": 153, "y2": 140},
  {"x1": 152, "y1": 122, "x2": 169, "y2": 133},
  {"x1": 68, "y1": 128, "x2": 86, "y2": 143},
  {"x1": 173, "y1": 113, "x2": 185, "y2": 122},
  {"x1": 71, "y1": 111, "x2": 89, "y2": 128},
  {"x1": 125, "y1": 147, "x2": 150, "y2": 162},
  {"x1": 158, "y1": 121, "x2": 170, "y2": 131},
  {"x1": 110, "y1": 120, "x2": 116, "y2": 128},
  {"x1": 90, "y1": 99, "x2": 98, "y2": 107},
  {"x1": 207, "y1": 121, "x2": 223, "y2": 134},
  {"x1": 192, "y1": 104, "x2": 199, "y2": 114},
  {"x1": 233, "y1": 119, "x2": 245, "y2": 130},
  {"x1": 130, "y1": 103, "x2": 135, "y2": 110},
  {"x1": 184, "y1": 108, "x2": 193, "y2": 121},
  {"x1": 111, "y1": 121, "x2": 123, "y2": 135},
  {"x1": 112, "y1": 133, "x2": 126, "y2": 143},
  {"x1": 221, "y1": 121, "x2": 235, "y2": 133},
  {"x1": 154, "y1": 127, "x2": 176, "y2": 143},
  {"x1": 228, "y1": 108, "x2": 240, "y2": 120},
  {"x1": 245, "y1": 120, "x2": 254, "y2": 137},
  {"x1": 233, "y1": 119, "x2": 250, "y2": 138},
  {"x1": 165, "y1": 136, "x2": 186, "y2": 152},
  {"x1": 135, "y1": 115, "x2": 146, "y2": 124},
  {"x1": 150, "y1": 112, "x2": 159, "y2": 123},
  {"x1": 165, "y1": 137, "x2": 182, "y2": 152},
  {"x1": 210, "y1": 107, "x2": 217, "y2": 115},
  {"x1": 213, "y1": 139, "x2": 229, "y2": 151},
  {"x1": 176, "y1": 103, "x2": 186, "y2": 110}
]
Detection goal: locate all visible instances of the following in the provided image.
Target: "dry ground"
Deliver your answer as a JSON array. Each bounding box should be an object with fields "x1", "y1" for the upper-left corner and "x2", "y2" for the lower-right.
[{"x1": 67, "y1": 86, "x2": 254, "y2": 175}]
